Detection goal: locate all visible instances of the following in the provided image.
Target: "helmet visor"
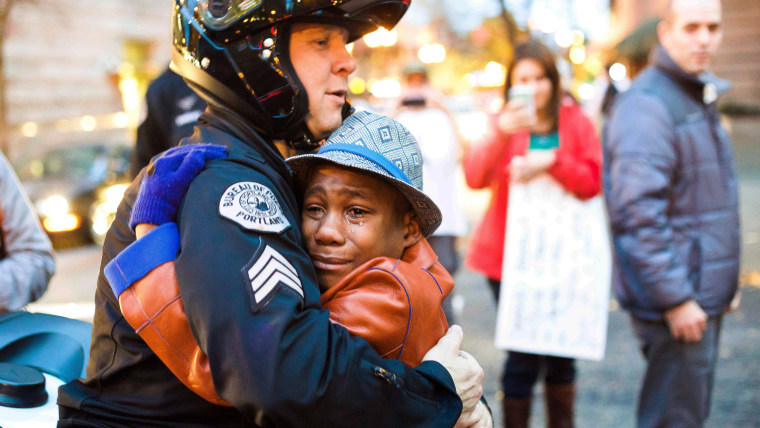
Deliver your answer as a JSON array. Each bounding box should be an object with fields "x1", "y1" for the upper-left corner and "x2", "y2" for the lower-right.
[
  {"x1": 292, "y1": 0, "x2": 410, "y2": 41},
  {"x1": 199, "y1": 0, "x2": 263, "y2": 31}
]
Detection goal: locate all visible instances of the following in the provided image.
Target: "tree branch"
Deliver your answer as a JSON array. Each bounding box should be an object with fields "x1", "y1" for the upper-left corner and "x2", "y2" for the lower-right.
[{"x1": 498, "y1": 0, "x2": 520, "y2": 45}]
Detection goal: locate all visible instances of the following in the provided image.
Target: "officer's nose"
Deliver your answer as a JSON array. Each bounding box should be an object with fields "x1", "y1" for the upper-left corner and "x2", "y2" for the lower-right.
[
  {"x1": 313, "y1": 211, "x2": 346, "y2": 246},
  {"x1": 333, "y1": 43, "x2": 357, "y2": 76}
]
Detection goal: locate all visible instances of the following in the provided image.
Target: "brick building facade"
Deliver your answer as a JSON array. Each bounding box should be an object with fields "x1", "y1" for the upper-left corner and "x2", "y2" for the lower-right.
[
  {"x1": 4, "y1": 1, "x2": 172, "y2": 159},
  {"x1": 4, "y1": 1, "x2": 757, "y2": 159}
]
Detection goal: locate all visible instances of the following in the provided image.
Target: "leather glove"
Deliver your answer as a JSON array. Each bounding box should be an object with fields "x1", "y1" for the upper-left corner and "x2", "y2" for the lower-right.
[{"x1": 130, "y1": 144, "x2": 227, "y2": 231}]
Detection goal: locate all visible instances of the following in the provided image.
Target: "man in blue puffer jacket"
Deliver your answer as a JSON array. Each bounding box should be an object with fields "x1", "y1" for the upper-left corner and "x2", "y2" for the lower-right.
[{"x1": 603, "y1": 0, "x2": 740, "y2": 427}]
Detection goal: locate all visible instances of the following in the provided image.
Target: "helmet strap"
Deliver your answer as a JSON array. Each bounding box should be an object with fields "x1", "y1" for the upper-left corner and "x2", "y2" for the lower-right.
[{"x1": 285, "y1": 100, "x2": 355, "y2": 153}]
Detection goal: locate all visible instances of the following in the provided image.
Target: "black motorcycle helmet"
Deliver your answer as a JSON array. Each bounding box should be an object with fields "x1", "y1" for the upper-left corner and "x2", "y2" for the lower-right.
[{"x1": 171, "y1": 0, "x2": 410, "y2": 149}]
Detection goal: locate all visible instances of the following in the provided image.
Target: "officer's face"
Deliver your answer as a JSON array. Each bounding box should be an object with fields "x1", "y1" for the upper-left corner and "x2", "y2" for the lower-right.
[
  {"x1": 290, "y1": 23, "x2": 357, "y2": 140},
  {"x1": 658, "y1": 0, "x2": 722, "y2": 75},
  {"x1": 301, "y1": 164, "x2": 420, "y2": 290}
]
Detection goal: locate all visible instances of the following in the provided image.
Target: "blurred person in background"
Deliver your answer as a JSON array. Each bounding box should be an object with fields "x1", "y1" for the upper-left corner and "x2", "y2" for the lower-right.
[
  {"x1": 0, "y1": 152, "x2": 55, "y2": 313},
  {"x1": 583, "y1": 63, "x2": 631, "y2": 124},
  {"x1": 394, "y1": 62, "x2": 467, "y2": 324},
  {"x1": 129, "y1": 67, "x2": 206, "y2": 179},
  {"x1": 603, "y1": 0, "x2": 740, "y2": 426},
  {"x1": 463, "y1": 39, "x2": 602, "y2": 428}
]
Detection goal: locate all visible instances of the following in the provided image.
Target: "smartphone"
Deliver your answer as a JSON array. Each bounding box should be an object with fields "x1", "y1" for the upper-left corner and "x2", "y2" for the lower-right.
[
  {"x1": 401, "y1": 96, "x2": 427, "y2": 107},
  {"x1": 509, "y1": 84, "x2": 536, "y2": 116}
]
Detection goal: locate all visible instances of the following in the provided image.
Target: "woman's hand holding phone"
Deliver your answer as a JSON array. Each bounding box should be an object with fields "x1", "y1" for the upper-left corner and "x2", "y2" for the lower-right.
[{"x1": 497, "y1": 85, "x2": 537, "y2": 134}]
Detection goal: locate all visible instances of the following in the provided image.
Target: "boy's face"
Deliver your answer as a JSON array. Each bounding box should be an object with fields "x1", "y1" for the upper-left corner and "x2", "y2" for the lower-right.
[
  {"x1": 290, "y1": 23, "x2": 356, "y2": 140},
  {"x1": 301, "y1": 164, "x2": 419, "y2": 290}
]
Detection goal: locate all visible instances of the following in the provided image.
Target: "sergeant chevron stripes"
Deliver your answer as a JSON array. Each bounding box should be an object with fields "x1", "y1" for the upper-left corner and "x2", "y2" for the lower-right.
[{"x1": 248, "y1": 245, "x2": 303, "y2": 303}]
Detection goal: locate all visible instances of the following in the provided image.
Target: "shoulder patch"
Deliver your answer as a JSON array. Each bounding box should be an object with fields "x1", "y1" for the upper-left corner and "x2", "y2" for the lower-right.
[
  {"x1": 219, "y1": 181, "x2": 290, "y2": 233},
  {"x1": 242, "y1": 244, "x2": 304, "y2": 313}
]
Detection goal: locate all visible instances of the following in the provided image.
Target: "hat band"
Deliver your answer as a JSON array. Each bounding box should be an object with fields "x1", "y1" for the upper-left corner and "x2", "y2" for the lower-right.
[{"x1": 317, "y1": 143, "x2": 412, "y2": 186}]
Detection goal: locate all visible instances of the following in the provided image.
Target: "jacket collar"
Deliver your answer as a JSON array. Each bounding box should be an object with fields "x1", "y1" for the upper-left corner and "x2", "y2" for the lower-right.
[
  {"x1": 199, "y1": 106, "x2": 293, "y2": 180},
  {"x1": 401, "y1": 237, "x2": 439, "y2": 270},
  {"x1": 653, "y1": 44, "x2": 731, "y2": 104}
]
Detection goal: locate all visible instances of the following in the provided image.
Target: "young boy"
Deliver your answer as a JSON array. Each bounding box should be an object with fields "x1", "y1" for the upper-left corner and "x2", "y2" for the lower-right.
[{"x1": 105, "y1": 111, "x2": 454, "y2": 406}]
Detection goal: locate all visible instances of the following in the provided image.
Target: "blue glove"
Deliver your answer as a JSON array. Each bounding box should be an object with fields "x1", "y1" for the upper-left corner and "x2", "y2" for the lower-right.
[{"x1": 130, "y1": 144, "x2": 227, "y2": 231}]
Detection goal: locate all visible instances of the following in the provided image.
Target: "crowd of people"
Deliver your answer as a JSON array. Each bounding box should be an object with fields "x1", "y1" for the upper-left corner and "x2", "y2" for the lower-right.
[{"x1": 0, "y1": 0, "x2": 743, "y2": 427}]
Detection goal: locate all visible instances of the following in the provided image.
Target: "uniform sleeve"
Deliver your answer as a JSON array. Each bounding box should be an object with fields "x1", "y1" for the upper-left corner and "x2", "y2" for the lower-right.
[
  {"x1": 603, "y1": 93, "x2": 693, "y2": 308},
  {"x1": 548, "y1": 107, "x2": 602, "y2": 199},
  {"x1": 102, "y1": 222, "x2": 231, "y2": 406},
  {"x1": 175, "y1": 166, "x2": 462, "y2": 427},
  {"x1": 463, "y1": 114, "x2": 512, "y2": 189},
  {"x1": 0, "y1": 154, "x2": 55, "y2": 313}
]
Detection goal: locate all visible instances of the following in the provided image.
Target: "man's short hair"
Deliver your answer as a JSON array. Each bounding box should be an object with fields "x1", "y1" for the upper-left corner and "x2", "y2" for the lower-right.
[{"x1": 662, "y1": 0, "x2": 722, "y2": 22}]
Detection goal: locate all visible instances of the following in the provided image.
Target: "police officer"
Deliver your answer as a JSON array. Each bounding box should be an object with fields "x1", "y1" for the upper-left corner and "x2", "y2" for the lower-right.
[
  {"x1": 58, "y1": 1, "x2": 489, "y2": 427},
  {"x1": 129, "y1": 67, "x2": 206, "y2": 179}
]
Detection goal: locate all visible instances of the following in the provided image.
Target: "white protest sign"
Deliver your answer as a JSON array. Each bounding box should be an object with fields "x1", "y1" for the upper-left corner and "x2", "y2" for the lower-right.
[{"x1": 495, "y1": 174, "x2": 611, "y2": 361}]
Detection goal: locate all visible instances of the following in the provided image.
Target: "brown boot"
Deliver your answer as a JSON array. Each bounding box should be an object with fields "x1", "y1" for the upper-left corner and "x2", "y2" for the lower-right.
[
  {"x1": 544, "y1": 383, "x2": 575, "y2": 428},
  {"x1": 503, "y1": 397, "x2": 531, "y2": 428}
]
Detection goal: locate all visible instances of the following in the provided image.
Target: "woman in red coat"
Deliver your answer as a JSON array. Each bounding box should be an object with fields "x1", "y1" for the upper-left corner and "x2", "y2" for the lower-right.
[{"x1": 463, "y1": 40, "x2": 602, "y2": 428}]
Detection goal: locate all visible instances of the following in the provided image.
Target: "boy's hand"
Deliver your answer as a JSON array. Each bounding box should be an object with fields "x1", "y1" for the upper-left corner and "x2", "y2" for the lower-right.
[{"x1": 130, "y1": 144, "x2": 227, "y2": 231}]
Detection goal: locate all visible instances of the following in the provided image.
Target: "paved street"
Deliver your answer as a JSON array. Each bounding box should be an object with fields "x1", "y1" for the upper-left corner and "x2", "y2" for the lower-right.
[{"x1": 28, "y1": 117, "x2": 760, "y2": 426}]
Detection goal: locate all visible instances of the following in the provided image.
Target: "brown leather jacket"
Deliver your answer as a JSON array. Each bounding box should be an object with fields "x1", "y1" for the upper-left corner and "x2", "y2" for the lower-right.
[{"x1": 117, "y1": 237, "x2": 452, "y2": 405}]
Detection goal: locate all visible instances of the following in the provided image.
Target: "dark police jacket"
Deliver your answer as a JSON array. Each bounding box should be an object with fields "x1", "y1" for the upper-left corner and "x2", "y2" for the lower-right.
[
  {"x1": 130, "y1": 68, "x2": 206, "y2": 179},
  {"x1": 57, "y1": 109, "x2": 462, "y2": 427},
  {"x1": 603, "y1": 45, "x2": 740, "y2": 321}
]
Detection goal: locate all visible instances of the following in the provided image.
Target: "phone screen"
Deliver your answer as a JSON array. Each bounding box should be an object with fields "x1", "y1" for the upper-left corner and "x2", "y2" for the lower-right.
[{"x1": 509, "y1": 84, "x2": 536, "y2": 115}]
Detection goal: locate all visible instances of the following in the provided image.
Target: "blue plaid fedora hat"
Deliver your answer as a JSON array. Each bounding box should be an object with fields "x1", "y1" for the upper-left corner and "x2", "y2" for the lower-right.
[{"x1": 286, "y1": 110, "x2": 442, "y2": 237}]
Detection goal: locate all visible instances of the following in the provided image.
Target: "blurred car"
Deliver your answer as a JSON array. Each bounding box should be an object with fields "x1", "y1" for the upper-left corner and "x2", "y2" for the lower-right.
[{"x1": 15, "y1": 142, "x2": 133, "y2": 247}]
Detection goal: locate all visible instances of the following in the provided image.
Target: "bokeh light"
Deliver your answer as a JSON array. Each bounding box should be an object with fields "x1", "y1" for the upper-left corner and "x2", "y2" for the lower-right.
[
  {"x1": 363, "y1": 28, "x2": 397, "y2": 48},
  {"x1": 369, "y1": 78, "x2": 401, "y2": 98},
  {"x1": 349, "y1": 77, "x2": 366, "y2": 95},
  {"x1": 80, "y1": 115, "x2": 97, "y2": 132},
  {"x1": 21, "y1": 122, "x2": 38, "y2": 138},
  {"x1": 555, "y1": 28, "x2": 574, "y2": 48},
  {"x1": 112, "y1": 112, "x2": 130, "y2": 128},
  {"x1": 417, "y1": 43, "x2": 446, "y2": 64},
  {"x1": 577, "y1": 83, "x2": 595, "y2": 101},
  {"x1": 609, "y1": 63, "x2": 627, "y2": 81},
  {"x1": 569, "y1": 46, "x2": 586, "y2": 65}
]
